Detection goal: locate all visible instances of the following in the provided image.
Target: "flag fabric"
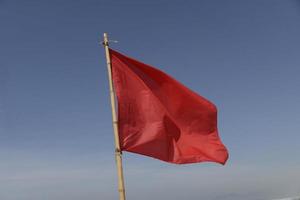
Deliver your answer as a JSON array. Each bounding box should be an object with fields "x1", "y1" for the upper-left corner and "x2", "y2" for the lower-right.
[{"x1": 109, "y1": 49, "x2": 228, "y2": 165}]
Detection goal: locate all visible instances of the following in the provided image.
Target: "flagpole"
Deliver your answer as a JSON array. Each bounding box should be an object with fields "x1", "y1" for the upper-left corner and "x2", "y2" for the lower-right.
[{"x1": 103, "y1": 33, "x2": 126, "y2": 200}]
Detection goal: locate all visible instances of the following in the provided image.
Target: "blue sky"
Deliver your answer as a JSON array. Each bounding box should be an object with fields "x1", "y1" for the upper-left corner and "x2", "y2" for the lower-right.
[{"x1": 1, "y1": 0, "x2": 300, "y2": 199}]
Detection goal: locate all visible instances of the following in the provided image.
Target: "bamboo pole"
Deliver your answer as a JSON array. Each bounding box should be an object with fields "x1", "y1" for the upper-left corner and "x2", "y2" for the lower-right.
[{"x1": 103, "y1": 33, "x2": 126, "y2": 200}]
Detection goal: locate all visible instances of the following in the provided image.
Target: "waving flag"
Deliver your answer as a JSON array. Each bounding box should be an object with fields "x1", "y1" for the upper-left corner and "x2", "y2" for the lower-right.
[{"x1": 110, "y1": 48, "x2": 228, "y2": 165}]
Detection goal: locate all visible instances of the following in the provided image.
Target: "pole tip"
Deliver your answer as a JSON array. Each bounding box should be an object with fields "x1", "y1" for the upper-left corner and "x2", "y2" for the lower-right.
[{"x1": 103, "y1": 33, "x2": 109, "y2": 46}]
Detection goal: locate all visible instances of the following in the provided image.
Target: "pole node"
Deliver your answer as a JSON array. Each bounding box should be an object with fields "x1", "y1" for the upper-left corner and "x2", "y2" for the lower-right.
[
  {"x1": 101, "y1": 40, "x2": 118, "y2": 46},
  {"x1": 102, "y1": 41, "x2": 109, "y2": 46},
  {"x1": 115, "y1": 148, "x2": 122, "y2": 155}
]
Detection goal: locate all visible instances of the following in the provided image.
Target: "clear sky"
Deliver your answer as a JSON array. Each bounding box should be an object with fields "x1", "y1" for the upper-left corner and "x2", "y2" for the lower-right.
[{"x1": 1, "y1": 0, "x2": 300, "y2": 199}]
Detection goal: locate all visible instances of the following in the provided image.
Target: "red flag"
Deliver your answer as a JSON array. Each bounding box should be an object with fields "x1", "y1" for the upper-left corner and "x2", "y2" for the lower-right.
[{"x1": 110, "y1": 49, "x2": 228, "y2": 165}]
